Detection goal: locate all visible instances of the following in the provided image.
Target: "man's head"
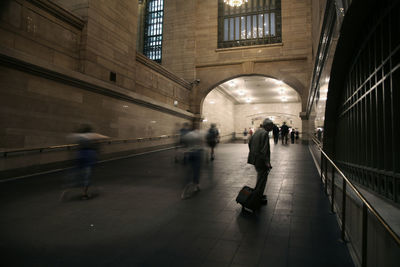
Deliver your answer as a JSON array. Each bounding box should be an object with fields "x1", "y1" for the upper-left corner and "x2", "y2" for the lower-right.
[{"x1": 262, "y1": 119, "x2": 274, "y2": 132}]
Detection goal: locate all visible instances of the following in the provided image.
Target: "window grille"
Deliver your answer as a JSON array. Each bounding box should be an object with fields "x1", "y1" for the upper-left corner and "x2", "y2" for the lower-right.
[
  {"x1": 143, "y1": 0, "x2": 164, "y2": 63},
  {"x1": 218, "y1": 0, "x2": 282, "y2": 48},
  {"x1": 335, "y1": 2, "x2": 400, "y2": 203}
]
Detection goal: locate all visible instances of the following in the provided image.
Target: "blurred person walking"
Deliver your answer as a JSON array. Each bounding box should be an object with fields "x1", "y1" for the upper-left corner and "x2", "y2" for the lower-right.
[
  {"x1": 181, "y1": 127, "x2": 204, "y2": 199},
  {"x1": 272, "y1": 124, "x2": 280, "y2": 145},
  {"x1": 61, "y1": 124, "x2": 108, "y2": 200},
  {"x1": 290, "y1": 128, "x2": 295, "y2": 144},
  {"x1": 243, "y1": 128, "x2": 248, "y2": 144},
  {"x1": 206, "y1": 123, "x2": 219, "y2": 161},
  {"x1": 280, "y1": 122, "x2": 289, "y2": 144},
  {"x1": 175, "y1": 122, "x2": 190, "y2": 163}
]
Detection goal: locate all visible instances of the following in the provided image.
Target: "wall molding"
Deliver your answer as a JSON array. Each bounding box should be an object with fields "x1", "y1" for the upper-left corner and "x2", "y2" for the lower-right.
[
  {"x1": 136, "y1": 52, "x2": 192, "y2": 90},
  {"x1": 195, "y1": 55, "x2": 308, "y2": 69},
  {"x1": 0, "y1": 46, "x2": 194, "y2": 120},
  {"x1": 27, "y1": 0, "x2": 85, "y2": 30}
]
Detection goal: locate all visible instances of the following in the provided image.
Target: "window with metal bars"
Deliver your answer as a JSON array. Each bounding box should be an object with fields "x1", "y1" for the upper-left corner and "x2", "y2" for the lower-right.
[
  {"x1": 335, "y1": 2, "x2": 400, "y2": 203},
  {"x1": 143, "y1": 0, "x2": 163, "y2": 63},
  {"x1": 218, "y1": 0, "x2": 282, "y2": 48}
]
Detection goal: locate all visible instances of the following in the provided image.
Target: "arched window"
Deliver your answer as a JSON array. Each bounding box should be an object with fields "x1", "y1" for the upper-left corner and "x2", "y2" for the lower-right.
[
  {"x1": 218, "y1": 0, "x2": 282, "y2": 48},
  {"x1": 143, "y1": 0, "x2": 164, "y2": 63}
]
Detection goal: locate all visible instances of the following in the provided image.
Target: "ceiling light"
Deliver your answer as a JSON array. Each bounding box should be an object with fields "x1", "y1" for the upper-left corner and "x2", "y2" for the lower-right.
[
  {"x1": 276, "y1": 80, "x2": 283, "y2": 85},
  {"x1": 281, "y1": 96, "x2": 287, "y2": 102},
  {"x1": 245, "y1": 98, "x2": 251, "y2": 103},
  {"x1": 209, "y1": 100, "x2": 215, "y2": 104},
  {"x1": 237, "y1": 90, "x2": 245, "y2": 96},
  {"x1": 224, "y1": 0, "x2": 248, "y2": 7}
]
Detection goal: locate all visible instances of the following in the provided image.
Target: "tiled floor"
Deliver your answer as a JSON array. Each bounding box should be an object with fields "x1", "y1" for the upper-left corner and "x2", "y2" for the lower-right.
[{"x1": 0, "y1": 143, "x2": 354, "y2": 266}]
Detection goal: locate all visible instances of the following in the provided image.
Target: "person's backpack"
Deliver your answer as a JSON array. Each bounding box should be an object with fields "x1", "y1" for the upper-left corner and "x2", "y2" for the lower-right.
[{"x1": 207, "y1": 128, "x2": 218, "y2": 142}]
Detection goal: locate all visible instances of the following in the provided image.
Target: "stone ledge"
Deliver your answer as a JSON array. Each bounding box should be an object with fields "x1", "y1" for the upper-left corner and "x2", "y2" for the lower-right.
[
  {"x1": 0, "y1": 45, "x2": 194, "y2": 120},
  {"x1": 196, "y1": 55, "x2": 308, "y2": 68},
  {"x1": 136, "y1": 53, "x2": 192, "y2": 90},
  {"x1": 27, "y1": 0, "x2": 85, "y2": 30}
]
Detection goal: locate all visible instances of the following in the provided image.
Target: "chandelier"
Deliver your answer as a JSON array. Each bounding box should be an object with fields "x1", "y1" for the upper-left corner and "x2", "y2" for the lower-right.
[{"x1": 224, "y1": 0, "x2": 248, "y2": 7}]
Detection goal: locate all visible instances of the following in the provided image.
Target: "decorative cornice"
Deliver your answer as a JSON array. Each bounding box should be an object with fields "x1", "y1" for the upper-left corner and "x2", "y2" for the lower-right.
[
  {"x1": 196, "y1": 55, "x2": 307, "y2": 69},
  {"x1": 0, "y1": 48, "x2": 194, "y2": 120},
  {"x1": 26, "y1": 0, "x2": 85, "y2": 30},
  {"x1": 215, "y1": 42, "x2": 283, "y2": 52},
  {"x1": 136, "y1": 53, "x2": 192, "y2": 90}
]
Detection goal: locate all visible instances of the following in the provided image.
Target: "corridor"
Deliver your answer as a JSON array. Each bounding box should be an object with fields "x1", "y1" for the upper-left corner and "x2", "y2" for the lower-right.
[{"x1": 0, "y1": 143, "x2": 354, "y2": 267}]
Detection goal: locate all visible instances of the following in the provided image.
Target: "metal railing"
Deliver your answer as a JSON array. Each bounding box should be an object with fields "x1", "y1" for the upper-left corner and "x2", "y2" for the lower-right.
[
  {"x1": 0, "y1": 134, "x2": 179, "y2": 158},
  {"x1": 313, "y1": 137, "x2": 400, "y2": 267}
]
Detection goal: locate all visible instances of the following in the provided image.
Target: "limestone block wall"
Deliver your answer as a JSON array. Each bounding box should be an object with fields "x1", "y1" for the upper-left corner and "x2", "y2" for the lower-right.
[
  {"x1": 79, "y1": 0, "x2": 137, "y2": 89},
  {"x1": 162, "y1": 0, "x2": 196, "y2": 82},
  {"x1": 234, "y1": 102, "x2": 302, "y2": 134},
  {"x1": 201, "y1": 89, "x2": 235, "y2": 142},
  {"x1": 0, "y1": 64, "x2": 192, "y2": 150},
  {"x1": 0, "y1": 0, "x2": 83, "y2": 71},
  {"x1": 161, "y1": 0, "x2": 313, "y2": 113},
  {"x1": 135, "y1": 53, "x2": 192, "y2": 112}
]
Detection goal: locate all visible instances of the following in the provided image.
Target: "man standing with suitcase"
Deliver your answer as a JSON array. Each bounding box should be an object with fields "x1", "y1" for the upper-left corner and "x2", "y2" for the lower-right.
[{"x1": 247, "y1": 118, "x2": 274, "y2": 206}]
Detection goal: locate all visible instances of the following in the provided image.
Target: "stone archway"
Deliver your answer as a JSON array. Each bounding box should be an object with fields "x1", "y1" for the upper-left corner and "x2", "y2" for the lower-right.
[{"x1": 192, "y1": 72, "x2": 305, "y2": 116}]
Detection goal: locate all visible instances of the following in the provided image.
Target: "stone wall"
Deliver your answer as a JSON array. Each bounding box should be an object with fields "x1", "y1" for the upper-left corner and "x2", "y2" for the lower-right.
[
  {"x1": 234, "y1": 102, "x2": 302, "y2": 134},
  {"x1": 202, "y1": 88, "x2": 235, "y2": 141},
  {"x1": 162, "y1": 0, "x2": 196, "y2": 82},
  {"x1": 161, "y1": 0, "x2": 313, "y2": 114},
  {"x1": 0, "y1": 62, "x2": 192, "y2": 149},
  {"x1": 0, "y1": 0, "x2": 83, "y2": 71}
]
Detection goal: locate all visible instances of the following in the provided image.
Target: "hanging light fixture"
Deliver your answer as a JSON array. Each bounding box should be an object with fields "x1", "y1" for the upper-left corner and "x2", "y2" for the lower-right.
[{"x1": 224, "y1": 0, "x2": 248, "y2": 8}]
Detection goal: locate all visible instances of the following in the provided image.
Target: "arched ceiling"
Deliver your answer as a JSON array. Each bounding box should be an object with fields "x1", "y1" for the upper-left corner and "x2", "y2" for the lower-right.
[{"x1": 216, "y1": 76, "x2": 300, "y2": 104}]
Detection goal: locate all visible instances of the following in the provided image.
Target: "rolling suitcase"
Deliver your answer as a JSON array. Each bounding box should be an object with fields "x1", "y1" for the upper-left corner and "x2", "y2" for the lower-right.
[{"x1": 236, "y1": 186, "x2": 262, "y2": 213}]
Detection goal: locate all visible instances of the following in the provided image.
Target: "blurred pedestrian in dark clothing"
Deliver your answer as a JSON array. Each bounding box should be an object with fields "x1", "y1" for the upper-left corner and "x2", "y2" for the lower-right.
[
  {"x1": 317, "y1": 128, "x2": 323, "y2": 141},
  {"x1": 206, "y1": 123, "x2": 219, "y2": 161},
  {"x1": 243, "y1": 128, "x2": 248, "y2": 143},
  {"x1": 175, "y1": 122, "x2": 190, "y2": 163},
  {"x1": 295, "y1": 130, "x2": 299, "y2": 142},
  {"x1": 290, "y1": 129, "x2": 295, "y2": 144},
  {"x1": 62, "y1": 124, "x2": 108, "y2": 200},
  {"x1": 272, "y1": 124, "x2": 279, "y2": 144},
  {"x1": 280, "y1": 122, "x2": 289, "y2": 144}
]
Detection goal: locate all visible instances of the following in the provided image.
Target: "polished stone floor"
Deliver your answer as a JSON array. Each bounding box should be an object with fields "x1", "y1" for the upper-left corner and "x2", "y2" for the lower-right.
[{"x1": 0, "y1": 143, "x2": 354, "y2": 267}]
